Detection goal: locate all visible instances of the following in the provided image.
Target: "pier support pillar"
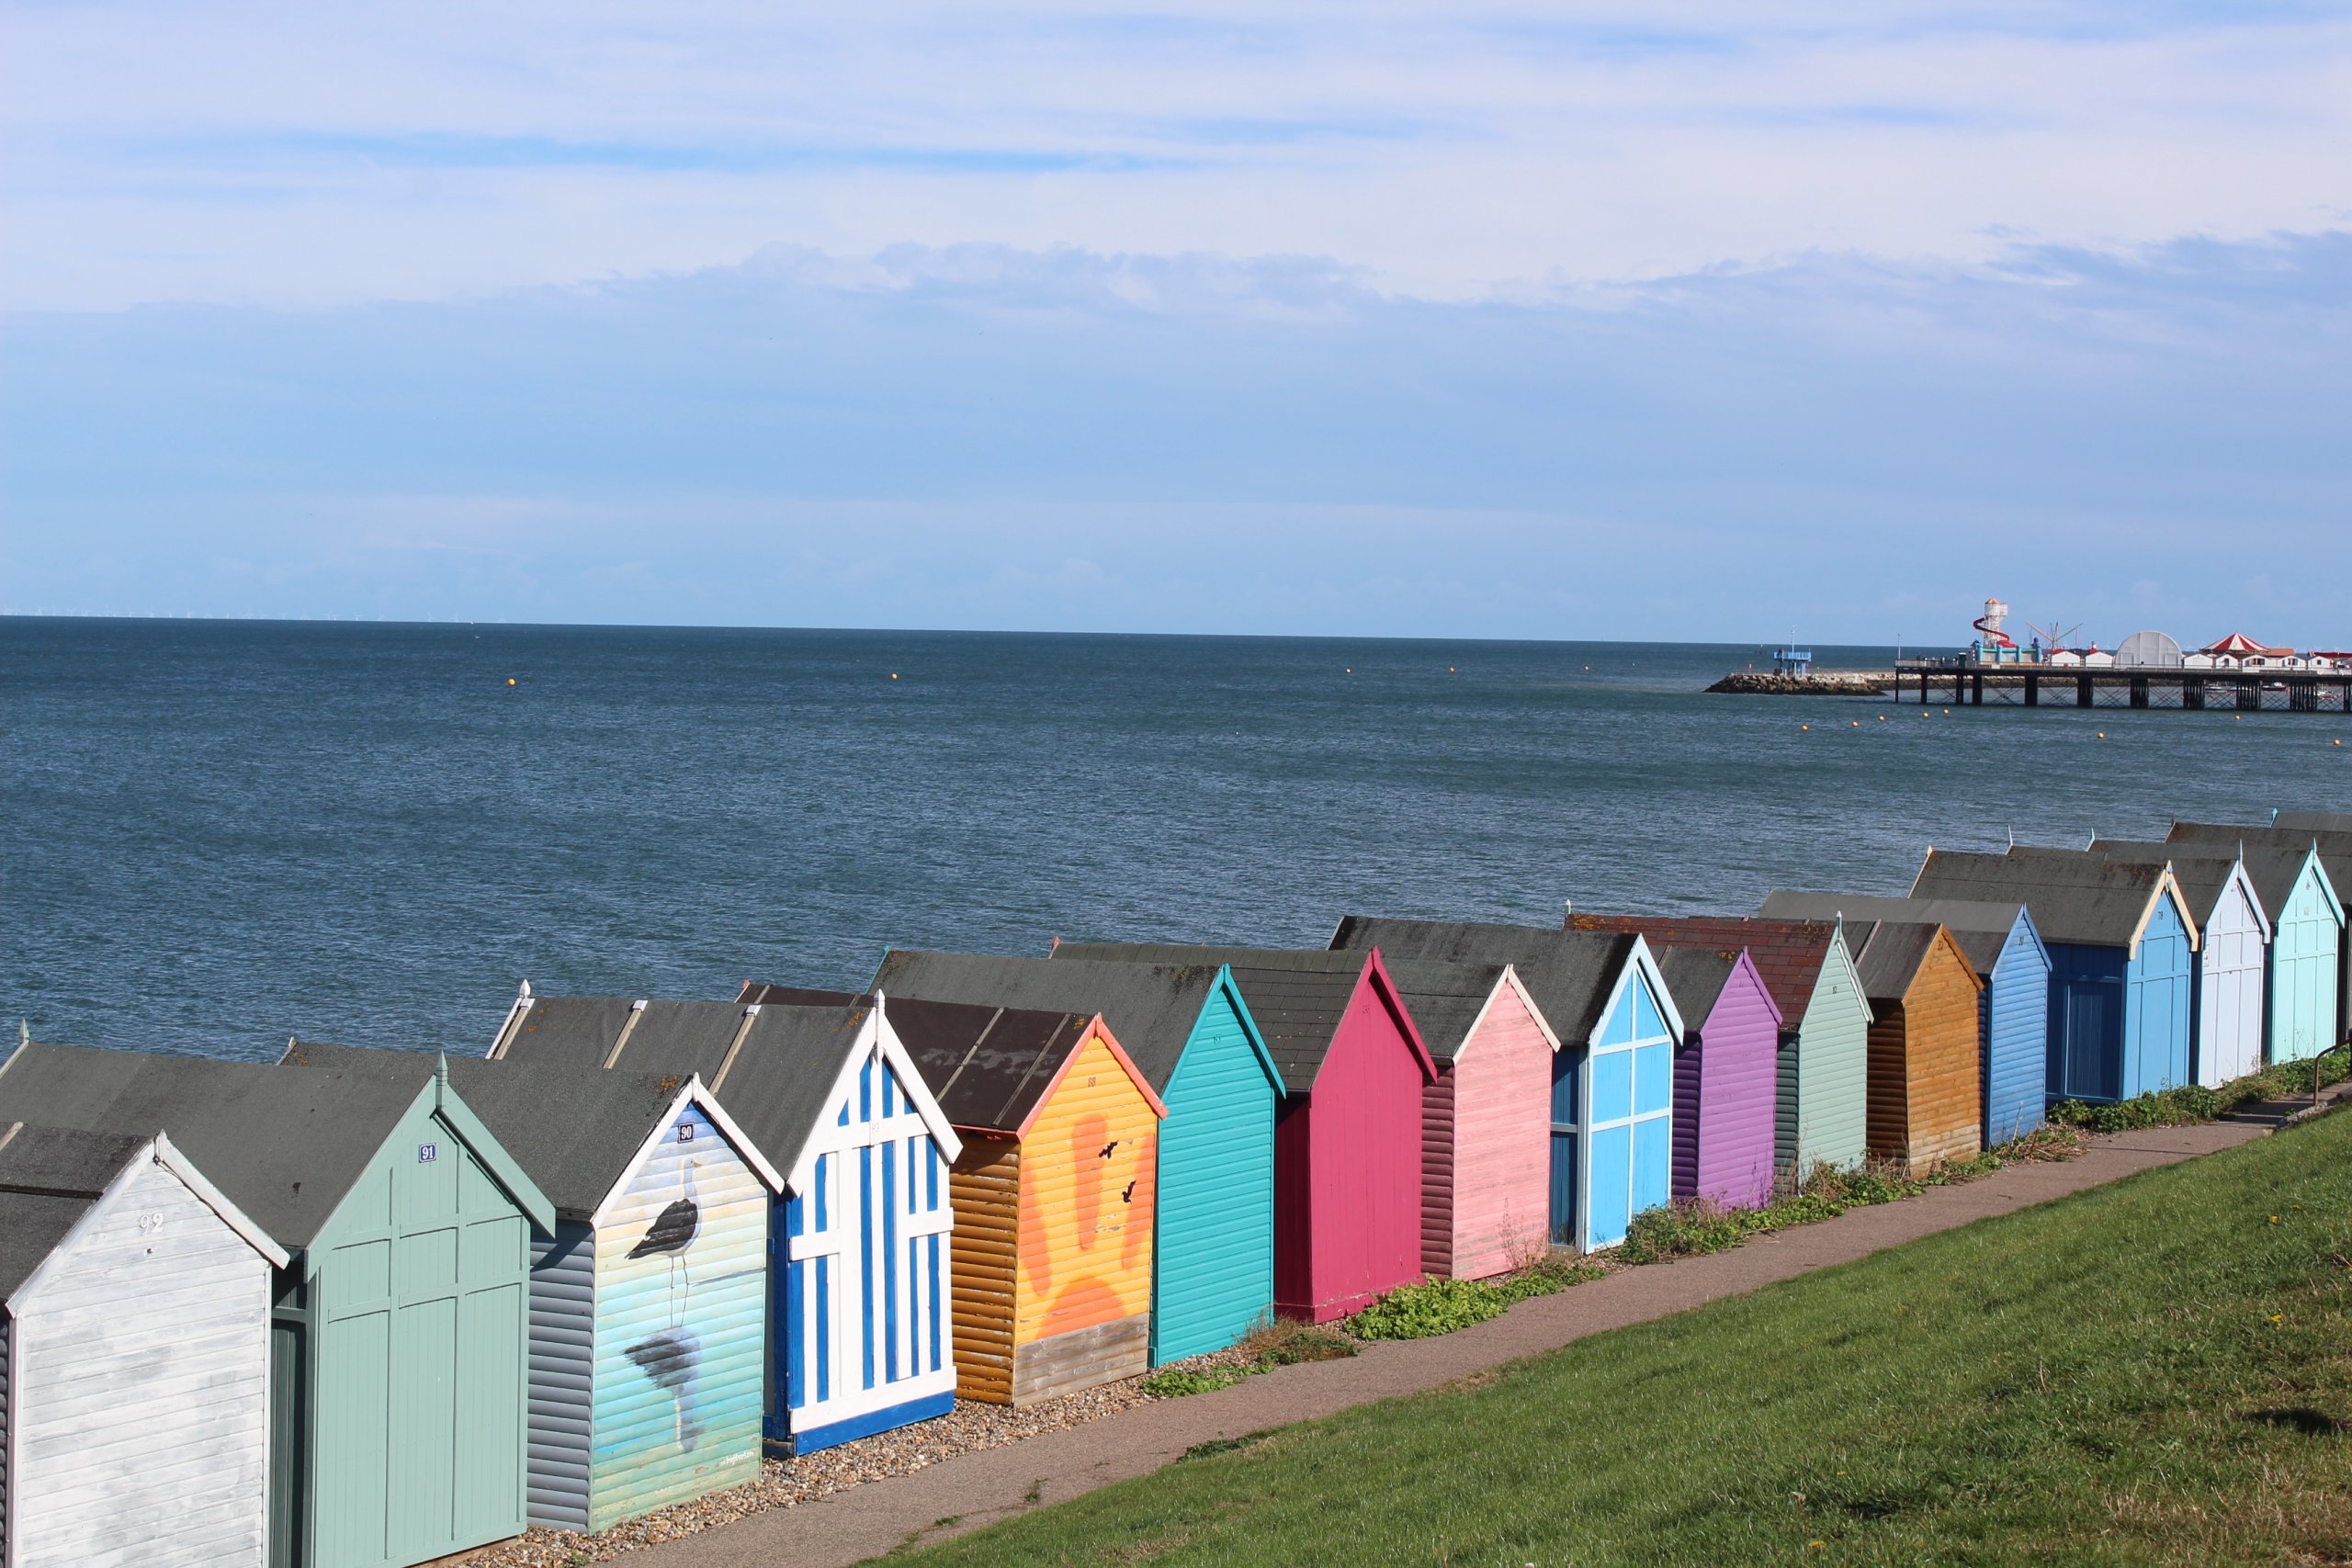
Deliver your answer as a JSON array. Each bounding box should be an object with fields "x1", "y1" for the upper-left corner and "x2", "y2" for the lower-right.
[
  {"x1": 2130, "y1": 677, "x2": 2150, "y2": 710},
  {"x1": 2184, "y1": 678, "x2": 2205, "y2": 711},
  {"x1": 2077, "y1": 676, "x2": 2094, "y2": 708},
  {"x1": 2291, "y1": 682, "x2": 2319, "y2": 712},
  {"x1": 1972, "y1": 672, "x2": 1984, "y2": 706},
  {"x1": 2025, "y1": 673, "x2": 2040, "y2": 707},
  {"x1": 2237, "y1": 681, "x2": 2259, "y2": 711}
]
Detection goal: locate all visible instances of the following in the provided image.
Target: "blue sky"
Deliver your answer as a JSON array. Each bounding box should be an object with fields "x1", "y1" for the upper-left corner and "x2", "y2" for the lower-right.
[{"x1": 3, "y1": 2, "x2": 2346, "y2": 644}]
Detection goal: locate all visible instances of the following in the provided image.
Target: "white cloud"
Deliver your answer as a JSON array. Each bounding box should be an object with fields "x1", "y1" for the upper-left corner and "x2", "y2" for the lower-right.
[{"x1": 4, "y1": 2, "x2": 2347, "y2": 308}]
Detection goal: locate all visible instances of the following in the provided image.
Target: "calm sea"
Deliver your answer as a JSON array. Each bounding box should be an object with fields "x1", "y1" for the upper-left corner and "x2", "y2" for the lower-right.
[{"x1": 3, "y1": 617, "x2": 2342, "y2": 1062}]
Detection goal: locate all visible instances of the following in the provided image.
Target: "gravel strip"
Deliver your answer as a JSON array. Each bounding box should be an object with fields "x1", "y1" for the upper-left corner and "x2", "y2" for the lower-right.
[{"x1": 458, "y1": 1376, "x2": 1162, "y2": 1566}]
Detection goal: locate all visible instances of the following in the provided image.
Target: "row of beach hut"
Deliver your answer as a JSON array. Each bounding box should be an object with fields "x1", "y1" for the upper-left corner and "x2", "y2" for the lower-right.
[{"x1": 3, "y1": 814, "x2": 2346, "y2": 1566}]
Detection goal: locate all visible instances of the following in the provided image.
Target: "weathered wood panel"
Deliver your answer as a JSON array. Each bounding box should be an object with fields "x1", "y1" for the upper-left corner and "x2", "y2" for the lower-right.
[
  {"x1": 11, "y1": 1155, "x2": 274, "y2": 1567},
  {"x1": 1009, "y1": 1312, "x2": 1149, "y2": 1404},
  {"x1": 524, "y1": 1222, "x2": 594, "y2": 1530},
  {"x1": 947, "y1": 1141, "x2": 1020, "y2": 1404}
]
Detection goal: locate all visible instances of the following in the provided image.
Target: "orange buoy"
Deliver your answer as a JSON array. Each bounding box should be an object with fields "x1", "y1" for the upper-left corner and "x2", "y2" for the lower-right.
[
  {"x1": 1800, "y1": 724, "x2": 1810, "y2": 731},
  {"x1": 506, "y1": 677, "x2": 516, "y2": 687},
  {"x1": 890, "y1": 672, "x2": 899, "y2": 680}
]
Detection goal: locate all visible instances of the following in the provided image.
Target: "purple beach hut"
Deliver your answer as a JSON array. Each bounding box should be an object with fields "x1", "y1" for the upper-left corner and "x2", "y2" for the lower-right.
[{"x1": 1653, "y1": 945, "x2": 1784, "y2": 1209}]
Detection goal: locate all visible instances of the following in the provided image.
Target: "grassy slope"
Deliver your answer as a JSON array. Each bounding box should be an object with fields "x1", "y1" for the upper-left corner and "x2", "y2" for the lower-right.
[{"x1": 898, "y1": 1115, "x2": 2352, "y2": 1567}]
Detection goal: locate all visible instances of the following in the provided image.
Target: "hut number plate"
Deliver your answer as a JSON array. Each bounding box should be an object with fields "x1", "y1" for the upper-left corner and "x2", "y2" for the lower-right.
[
  {"x1": 418, "y1": 1142, "x2": 438, "y2": 1163},
  {"x1": 679, "y1": 1123, "x2": 696, "y2": 1142}
]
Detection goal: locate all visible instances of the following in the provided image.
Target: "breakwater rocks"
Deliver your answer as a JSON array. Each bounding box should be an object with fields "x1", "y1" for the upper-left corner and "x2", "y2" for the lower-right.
[{"x1": 1708, "y1": 671, "x2": 1892, "y2": 696}]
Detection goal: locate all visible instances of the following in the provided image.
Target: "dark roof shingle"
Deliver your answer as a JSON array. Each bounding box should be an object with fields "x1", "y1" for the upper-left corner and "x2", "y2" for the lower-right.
[
  {"x1": 1049, "y1": 943, "x2": 1377, "y2": 1093},
  {"x1": 1329, "y1": 918, "x2": 1633, "y2": 1045},
  {"x1": 1911, "y1": 849, "x2": 2181, "y2": 948}
]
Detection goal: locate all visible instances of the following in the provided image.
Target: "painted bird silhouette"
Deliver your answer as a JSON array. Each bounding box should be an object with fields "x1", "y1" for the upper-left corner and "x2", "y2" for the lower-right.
[
  {"x1": 631, "y1": 1159, "x2": 701, "y2": 1258},
  {"x1": 1098, "y1": 1140, "x2": 1120, "y2": 1159}
]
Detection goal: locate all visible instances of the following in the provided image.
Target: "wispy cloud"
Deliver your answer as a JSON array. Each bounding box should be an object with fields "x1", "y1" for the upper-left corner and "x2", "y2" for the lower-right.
[{"x1": 5, "y1": 2, "x2": 2346, "y2": 308}]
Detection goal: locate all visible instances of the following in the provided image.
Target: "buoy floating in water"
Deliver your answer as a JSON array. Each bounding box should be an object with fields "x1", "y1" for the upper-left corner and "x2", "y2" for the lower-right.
[
  {"x1": 2098, "y1": 731, "x2": 2107, "y2": 739},
  {"x1": 1801, "y1": 724, "x2": 1811, "y2": 731},
  {"x1": 506, "y1": 677, "x2": 516, "y2": 687},
  {"x1": 890, "y1": 672, "x2": 899, "y2": 680}
]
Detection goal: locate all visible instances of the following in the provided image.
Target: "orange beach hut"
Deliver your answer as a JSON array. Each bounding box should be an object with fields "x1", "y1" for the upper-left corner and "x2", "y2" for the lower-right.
[{"x1": 871, "y1": 994, "x2": 1166, "y2": 1405}]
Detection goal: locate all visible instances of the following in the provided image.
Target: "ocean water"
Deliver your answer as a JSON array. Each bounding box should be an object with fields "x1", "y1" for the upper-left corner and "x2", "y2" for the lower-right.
[{"x1": 4, "y1": 616, "x2": 2342, "y2": 1062}]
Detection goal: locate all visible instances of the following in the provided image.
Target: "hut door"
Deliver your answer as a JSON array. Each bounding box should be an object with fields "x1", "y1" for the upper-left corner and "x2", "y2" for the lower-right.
[
  {"x1": 2063, "y1": 984, "x2": 2118, "y2": 1102},
  {"x1": 1548, "y1": 1050, "x2": 1578, "y2": 1244}
]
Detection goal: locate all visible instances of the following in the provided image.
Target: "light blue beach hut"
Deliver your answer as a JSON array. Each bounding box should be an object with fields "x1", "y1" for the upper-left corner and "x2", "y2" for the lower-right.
[
  {"x1": 1913, "y1": 851, "x2": 2198, "y2": 1104},
  {"x1": 493, "y1": 991, "x2": 963, "y2": 1456},
  {"x1": 863, "y1": 951, "x2": 1284, "y2": 1366},
  {"x1": 2141, "y1": 834, "x2": 2344, "y2": 1066}
]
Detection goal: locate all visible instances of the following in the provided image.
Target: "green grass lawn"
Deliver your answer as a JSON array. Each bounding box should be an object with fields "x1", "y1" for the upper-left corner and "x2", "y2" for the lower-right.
[{"x1": 896, "y1": 1114, "x2": 2352, "y2": 1567}]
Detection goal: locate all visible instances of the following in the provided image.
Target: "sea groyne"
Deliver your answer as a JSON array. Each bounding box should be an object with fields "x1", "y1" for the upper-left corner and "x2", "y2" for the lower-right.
[{"x1": 1707, "y1": 671, "x2": 1892, "y2": 696}]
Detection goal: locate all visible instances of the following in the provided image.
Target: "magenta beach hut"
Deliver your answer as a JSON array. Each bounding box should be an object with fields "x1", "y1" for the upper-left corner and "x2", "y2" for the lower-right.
[{"x1": 1651, "y1": 946, "x2": 1784, "y2": 1209}]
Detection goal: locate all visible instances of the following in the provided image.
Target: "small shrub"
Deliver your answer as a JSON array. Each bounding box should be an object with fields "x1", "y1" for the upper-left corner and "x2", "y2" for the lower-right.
[
  {"x1": 1621, "y1": 1198, "x2": 1762, "y2": 1265},
  {"x1": 2052, "y1": 1083, "x2": 2229, "y2": 1133},
  {"x1": 1349, "y1": 1276, "x2": 1513, "y2": 1340},
  {"x1": 1141, "y1": 1365, "x2": 1250, "y2": 1398},
  {"x1": 1489, "y1": 1256, "x2": 1605, "y2": 1302}
]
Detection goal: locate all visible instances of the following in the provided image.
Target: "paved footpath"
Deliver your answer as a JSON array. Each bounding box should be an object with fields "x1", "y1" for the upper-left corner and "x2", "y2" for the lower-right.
[{"x1": 640, "y1": 1118, "x2": 2283, "y2": 1568}]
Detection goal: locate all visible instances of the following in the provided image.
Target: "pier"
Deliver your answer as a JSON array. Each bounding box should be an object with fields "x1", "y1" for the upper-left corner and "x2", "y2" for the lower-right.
[{"x1": 1894, "y1": 658, "x2": 2352, "y2": 713}]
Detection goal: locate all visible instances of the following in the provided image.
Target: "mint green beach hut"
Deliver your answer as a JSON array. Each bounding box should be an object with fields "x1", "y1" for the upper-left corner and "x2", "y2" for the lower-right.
[
  {"x1": 871, "y1": 950, "x2": 1284, "y2": 1365},
  {"x1": 0, "y1": 1040, "x2": 554, "y2": 1568}
]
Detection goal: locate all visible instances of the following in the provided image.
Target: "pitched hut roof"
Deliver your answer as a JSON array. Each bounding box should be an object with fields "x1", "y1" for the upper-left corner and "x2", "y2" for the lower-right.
[
  {"x1": 1840, "y1": 921, "x2": 1980, "y2": 1004},
  {"x1": 1564, "y1": 913, "x2": 1841, "y2": 1025},
  {"x1": 0, "y1": 1042, "x2": 484, "y2": 1249},
  {"x1": 1758, "y1": 892, "x2": 2030, "y2": 976},
  {"x1": 852, "y1": 953, "x2": 1271, "y2": 1094},
  {"x1": 879, "y1": 995, "x2": 1122, "y2": 1134},
  {"x1": 1049, "y1": 943, "x2": 1430, "y2": 1094},
  {"x1": 278, "y1": 1042, "x2": 780, "y2": 1220},
  {"x1": 1910, "y1": 850, "x2": 2190, "y2": 949},
  {"x1": 0, "y1": 1123, "x2": 151, "y2": 1300},
  {"x1": 1328, "y1": 918, "x2": 1637, "y2": 1046},
  {"x1": 2081, "y1": 840, "x2": 2293, "y2": 933},
  {"x1": 1650, "y1": 946, "x2": 1739, "y2": 1024},
  {"x1": 495, "y1": 994, "x2": 895, "y2": 1185}
]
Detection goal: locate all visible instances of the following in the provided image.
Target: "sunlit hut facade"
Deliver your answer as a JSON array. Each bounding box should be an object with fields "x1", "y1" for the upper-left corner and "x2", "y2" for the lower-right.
[
  {"x1": 1648, "y1": 944, "x2": 1783, "y2": 1209},
  {"x1": 863, "y1": 951, "x2": 1284, "y2": 1366},
  {"x1": 2075, "y1": 844, "x2": 2272, "y2": 1087},
  {"x1": 1329, "y1": 920, "x2": 1681, "y2": 1252},
  {"x1": 491, "y1": 992, "x2": 962, "y2": 1452},
  {"x1": 857, "y1": 995, "x2": 1164, "y2": 1404},
  {"x1": 2161, "y1": 825, "x2": 2348, "y2": 1065},
  {"x1": 0, "y1": 1041, "x2": 553, "y2": 1568},
  {"x1": 279, "y1": 1042, "x2": 784, "y2": 1533},
  {"x1": 1570, "y1": 914, "x2": 1872, "y2": 1179},
  {"x1": 0, "y1": 1122, "x2": 288, "y2": 1565},
  {"x1": 1913, "y1": 851, "x2": 2197, "y2": 1105},
  {"x1": 1056, "y1": 943, "x2": 1435, "y2": 1321},
  {"x1": 1763, "y1": 892, "x2": 2052, "y2": 1145},
  {"x1": 1841, "y1": 921, "x2": 1984, "y2": 1175}
]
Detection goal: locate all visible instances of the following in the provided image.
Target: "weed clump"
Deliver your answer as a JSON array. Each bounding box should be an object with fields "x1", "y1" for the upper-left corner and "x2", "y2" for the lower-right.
[
  {"x1": 1348, "y1": 1257, "x2": 1606, "y2": 1341},
  {"x1": 1140, "y1": 1316, "x2": 1359, "y2": 1397}
]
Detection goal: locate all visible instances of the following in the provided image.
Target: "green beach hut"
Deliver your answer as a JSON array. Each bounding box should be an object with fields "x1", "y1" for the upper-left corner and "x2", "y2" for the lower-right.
[
  {"x1": 862, "y1": 951, "x2": 1284, "y2": 1365},
  {"x1": 0, "y1": 1040, "x2": 553, "y2": 1568}
]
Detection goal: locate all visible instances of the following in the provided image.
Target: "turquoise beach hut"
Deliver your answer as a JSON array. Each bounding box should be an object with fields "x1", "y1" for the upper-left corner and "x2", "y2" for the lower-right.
[{"x1": 862, "y1": 952, "x2": 1284, "y2": 1366}]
